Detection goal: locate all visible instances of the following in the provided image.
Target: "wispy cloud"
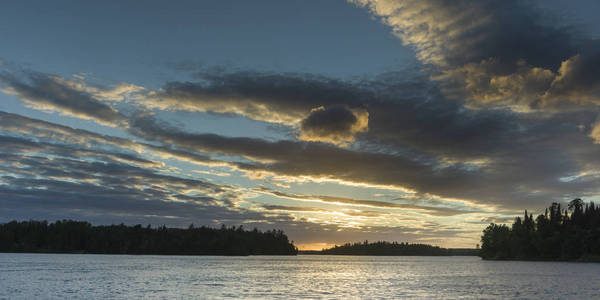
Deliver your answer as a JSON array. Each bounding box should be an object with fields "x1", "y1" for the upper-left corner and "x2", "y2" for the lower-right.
[{"x1": 0, "y1": 71, "x2": 129, "y2": 127}]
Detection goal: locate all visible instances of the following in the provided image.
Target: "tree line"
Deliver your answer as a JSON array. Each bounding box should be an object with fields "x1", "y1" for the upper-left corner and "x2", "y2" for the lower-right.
[
  {"x1": 480, "y1": 199, "x2": 600, "y2": 261},
  {"x1": 0, "y1": 220, "x2": 298, "y2": 255},
  {"x1": 319, "y1": 240, "x2": 460, "y2": 256}
]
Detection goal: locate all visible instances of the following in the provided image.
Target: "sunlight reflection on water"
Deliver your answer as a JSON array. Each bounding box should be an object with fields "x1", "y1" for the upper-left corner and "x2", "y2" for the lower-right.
[{"x1": 1, "y1": 254, "x2": 599, "y2": 299}]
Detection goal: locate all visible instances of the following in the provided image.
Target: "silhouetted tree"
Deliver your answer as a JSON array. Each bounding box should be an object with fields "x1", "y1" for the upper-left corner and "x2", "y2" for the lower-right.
[
  {"x1": 319, "y1": 241, "x2": 453, "y2": 256},
  {"x1": 480, "y1": 199, "x2": 600, "y2": 261},
  {"x1": 0, "y1": 220, "x2": 298, "y2": 256}
]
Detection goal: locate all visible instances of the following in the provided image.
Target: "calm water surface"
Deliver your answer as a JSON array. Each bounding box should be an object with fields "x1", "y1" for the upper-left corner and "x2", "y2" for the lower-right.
[{"x1": 1, "y1": 254, "x2": 599, "y2": 299}]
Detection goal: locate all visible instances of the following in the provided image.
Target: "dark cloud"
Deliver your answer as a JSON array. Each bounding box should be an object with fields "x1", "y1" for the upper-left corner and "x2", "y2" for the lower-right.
[
  {"x1": 0, "y1": 126, "x2": 290, "y2": 232},
  {"x1": 0, "y1": 153, "x2": 237, "y2": 225},
  {"x1": 301, "y1": 105, "x2": 359, "y2": 137},
  {"x1": 5, "y1": 65, "x2": 600, "y2": 213},
  {"x1": 0, "y1": 177, "x2": 260, "y2": 228},
  {"x1": 544, "y1": 48, "x2": 600, "y2": 105},
  {"x1": 131, "y1": 115, "x2": 457, "y2": 199},
  {"x1": 3, "y1": 113, "x2": 468, "y2": 246},
  {"x1": 0, "y1": 123, "x2": 467, "y2": 246},
  {"x1": 146, "y1": 71, "x2": 372, "y2": 125},
  {"x1": 0, "y1": 71, "x2": 128, "y2": 126},
  {"x1": 355, "y1": 0, "x2": 577, "y2": 68},
  {"x1": 144, "y1": 69, "x2": 599, "y2": 173},
  {"x1": 130, "y1": 107, "x2": 600, "y2": 211},
  {"x1": 0, "y1": 110, "x2": 218, "y2": 167},
  {"x1": 299, "y1": 105, "x2": 368, "y2": 145},
  {"x1": 352, "y1": 0, "x2": 600, "y2": 110},
  {"x1": 144, "y1": 69, "x2": 523, "y2": 158}
]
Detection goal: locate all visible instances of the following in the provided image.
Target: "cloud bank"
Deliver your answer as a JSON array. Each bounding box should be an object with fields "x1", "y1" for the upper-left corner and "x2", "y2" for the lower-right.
[{"x1": 351, "y1": 0, "x2": 600, "y2": 111}]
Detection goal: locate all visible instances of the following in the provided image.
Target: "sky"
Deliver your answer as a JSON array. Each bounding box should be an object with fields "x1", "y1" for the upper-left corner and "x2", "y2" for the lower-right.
[{"x1": 1, "y1": 0, "x2": 600, "y2": 250}]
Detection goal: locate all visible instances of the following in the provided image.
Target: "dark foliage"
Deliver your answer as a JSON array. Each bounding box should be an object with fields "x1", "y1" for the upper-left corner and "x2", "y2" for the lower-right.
[
  {"x1": 0, "y1": 220, "x2": 298, "y2": 256},
  {"x1": 319, "y1": 240, "x2": 453, "y2": 256},
  {"x1": 480, "y1": 199, "x2": 600, "y2": 261}
]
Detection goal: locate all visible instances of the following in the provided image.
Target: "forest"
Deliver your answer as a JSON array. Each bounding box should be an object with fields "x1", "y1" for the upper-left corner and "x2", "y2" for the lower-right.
[
  {"x1": 318, "y1": 240, "x2": 463, "y2": 256},
  {"x1": 0, "y1": 220, "x2": 298, "y2": 256},
  {"x1": 480, "y1": 199, "x2": 600, "y2": 261}
]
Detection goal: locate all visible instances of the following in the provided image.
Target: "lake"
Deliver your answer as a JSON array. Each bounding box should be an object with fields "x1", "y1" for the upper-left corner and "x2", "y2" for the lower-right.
[{"x1": 1, "y1": 254, "x2": 599, "y2": 299}]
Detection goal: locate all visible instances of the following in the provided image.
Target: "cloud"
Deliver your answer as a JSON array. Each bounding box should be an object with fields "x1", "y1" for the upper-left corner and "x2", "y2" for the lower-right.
[
  {"x1": 351, "y1": 0, "x2": 575, "y2": 68},
  {"x1": 1, "y1": 69, "x2": 527, "y2": 156},
  {"x1": 130, "y1": 107, "x2": 600, "y2": 211},
  {"x1": 261, "y1": 205, "x2": 324, "y2": 213},
  {"x1": 0, "y1": 119, "x2": 282, "y2": 228},
  {"x1": 142, "y1": 71, "x2": 373, "y2": 127},
  {"x1": 0, "y1": 71, "x2": 129, "y2": 127},
  {"x1": 255, "y1": 187, "x2": 478, "y2": 216},
  {"x1": 5, "y1": 66, "x2": 600, "y2": 213},
  {"x1": 0, "y1": 110, "x2": 224, "y2": 168},
  {"x1": 298, "y1": 105, "x2": 369, "y2": 145},
  {"x1": 4, "y1": 65, "x2": 595, "y2": 246},
  {"x1": 0, "y1": 135, "x2": 159, "y2": 168},
  {"x1": 0, "y1": 143, "x2": 236, "y2": 218},
  {"x1": 351, "y1": 0, "x2": 600, "y2": 110},
  {"x1": 589, "y1": 117, "x2": 600, "y2": 143},
  {"x1": 0, "y1": 113, "x2": 482, "y2": 246},
  {"x1": 544, "y1": 51, "x2": 600, "y2": 105},
  {"x1": 128, "y1": 114, "x2": 497, "y2": 208},
  {"x1": 136, "y1": 69, "x2": 523, "y2": 158},
  {"x1": 260, "y1": 204, "x2": 389, "y2": 218}
]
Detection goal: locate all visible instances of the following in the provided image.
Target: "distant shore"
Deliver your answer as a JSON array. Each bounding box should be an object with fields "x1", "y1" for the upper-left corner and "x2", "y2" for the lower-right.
[
  {"x1": 299, "y1": 241, "x2": 479, "y2": 256},
  {"x1": 299, "y1": 248, "x2": 479, "y2": 256}
]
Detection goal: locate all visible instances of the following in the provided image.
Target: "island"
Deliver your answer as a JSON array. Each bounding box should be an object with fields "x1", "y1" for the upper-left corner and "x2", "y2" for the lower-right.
[
  {"x1": 0, "y1": 220, "x2": 298, "y2": 256},
  {"x1": 301, "y1": 241, "x2": 478, "y2": 256},
  {"x1": 480, "y1": 199, "x2": 600, "y2": 261}
]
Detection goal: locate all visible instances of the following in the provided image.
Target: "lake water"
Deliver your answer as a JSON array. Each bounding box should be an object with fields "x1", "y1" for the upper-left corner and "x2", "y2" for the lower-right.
[{"x1": 1, "y1": 254, "x2": 599, "y2": 299}]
